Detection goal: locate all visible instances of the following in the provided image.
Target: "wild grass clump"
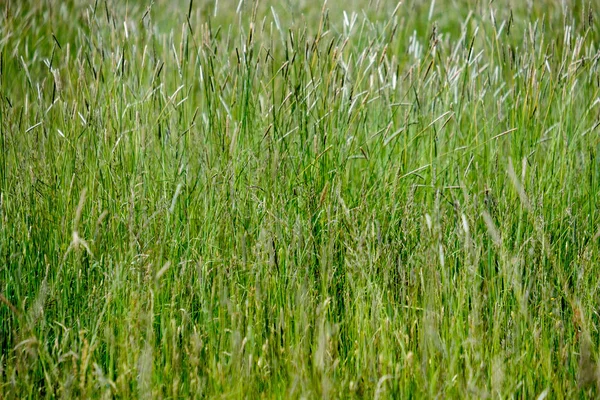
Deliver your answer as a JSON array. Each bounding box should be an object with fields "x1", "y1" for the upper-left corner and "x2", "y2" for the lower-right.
[{"x1": 1, "y1": 0, "x2": 600, "y2": 397}]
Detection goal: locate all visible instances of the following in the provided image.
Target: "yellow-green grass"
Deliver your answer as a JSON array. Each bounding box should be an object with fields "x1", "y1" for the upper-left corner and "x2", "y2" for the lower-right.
[{"x1": 1, "y1": 0, "x2": 600, "y2": 397}]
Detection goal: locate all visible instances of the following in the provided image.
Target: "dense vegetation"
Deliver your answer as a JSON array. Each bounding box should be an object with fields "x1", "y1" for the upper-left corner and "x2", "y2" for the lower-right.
[{"x1": 1, "y1": 0, "x2": 600, "y2": 397}]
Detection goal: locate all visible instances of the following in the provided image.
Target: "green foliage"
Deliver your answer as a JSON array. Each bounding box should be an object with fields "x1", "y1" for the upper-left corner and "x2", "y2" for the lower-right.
[{"x1": 1, "y1": 0, "x2": 600, "y2": 397}]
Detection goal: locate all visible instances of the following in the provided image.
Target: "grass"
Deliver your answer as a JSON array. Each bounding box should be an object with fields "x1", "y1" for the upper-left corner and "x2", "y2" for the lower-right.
[{"x1": 1, "y1": 0, "x2": 600, "y2": 397}]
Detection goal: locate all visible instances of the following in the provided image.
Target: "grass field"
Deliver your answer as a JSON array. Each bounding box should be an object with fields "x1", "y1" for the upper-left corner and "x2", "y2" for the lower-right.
[{"x1": 1, "y1": 0, "x2": 600, "y2": 397}]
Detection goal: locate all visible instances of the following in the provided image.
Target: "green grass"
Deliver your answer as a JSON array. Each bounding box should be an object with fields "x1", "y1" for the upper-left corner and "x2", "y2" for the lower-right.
[{"x1": 1, "y1": 0, "x2": 600, "y2": 397}]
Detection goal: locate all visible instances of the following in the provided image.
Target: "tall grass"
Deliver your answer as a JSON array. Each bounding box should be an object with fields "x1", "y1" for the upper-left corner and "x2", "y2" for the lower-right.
[{"x1": 1, "y1": 0, "x2": 600, "y2": 397}]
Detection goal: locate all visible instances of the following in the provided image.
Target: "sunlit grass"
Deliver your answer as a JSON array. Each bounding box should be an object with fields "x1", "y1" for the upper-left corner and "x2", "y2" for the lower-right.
[{"x1": 1, "y1": 0, "x2": 600, "y2": 397}]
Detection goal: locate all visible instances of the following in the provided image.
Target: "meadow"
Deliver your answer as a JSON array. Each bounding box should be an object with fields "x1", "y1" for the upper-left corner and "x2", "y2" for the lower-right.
[{"x1": 1, "y1": 0, "x2": 600, "y2": 397}]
